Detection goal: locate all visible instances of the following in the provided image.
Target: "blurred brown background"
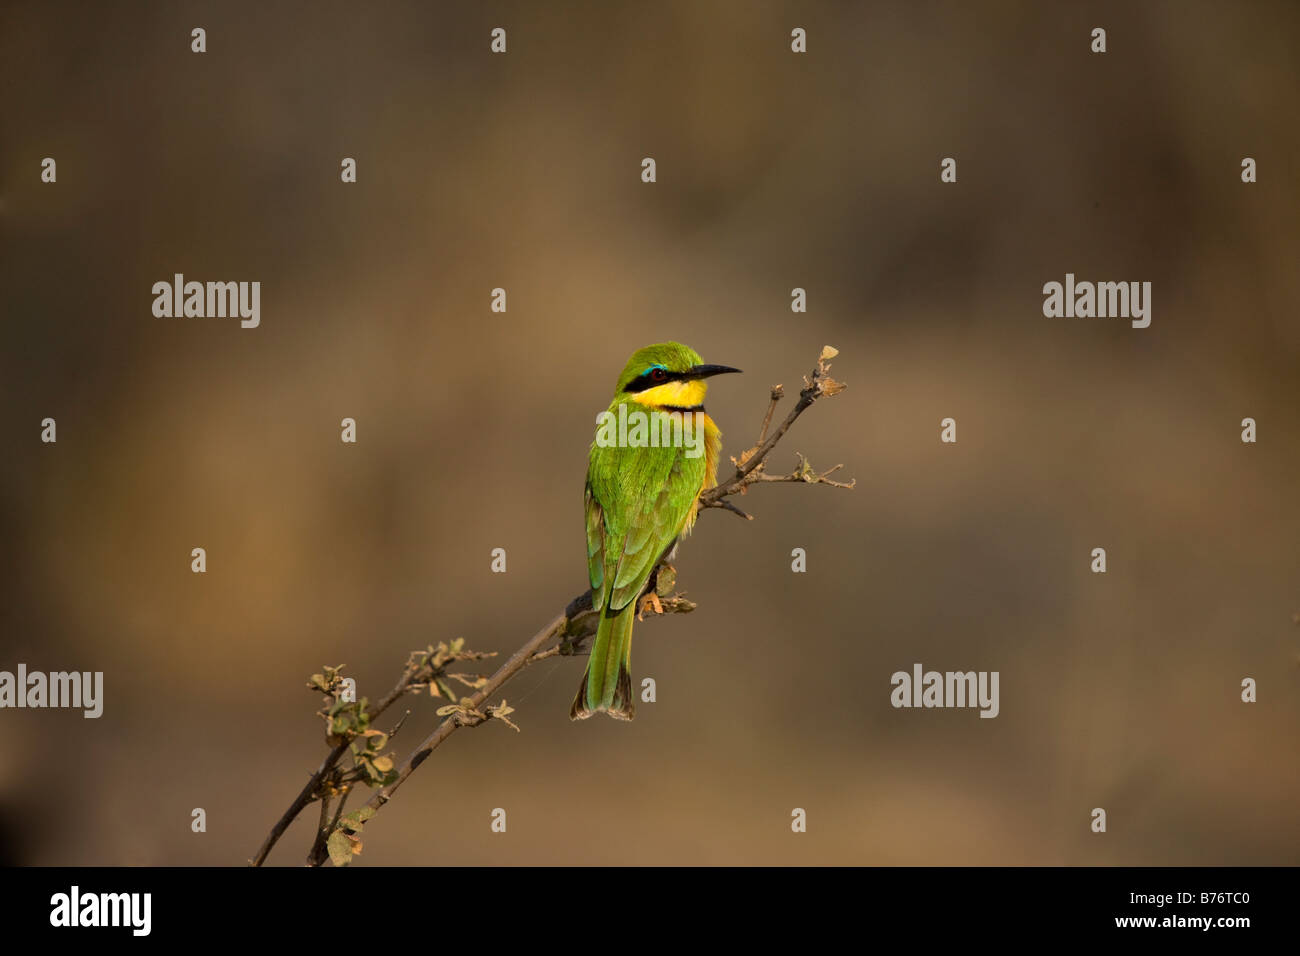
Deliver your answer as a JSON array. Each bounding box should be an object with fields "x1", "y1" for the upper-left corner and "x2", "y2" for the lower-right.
[{"x1": 1, "y1": 0, "x2": 1297, "y2": 866}]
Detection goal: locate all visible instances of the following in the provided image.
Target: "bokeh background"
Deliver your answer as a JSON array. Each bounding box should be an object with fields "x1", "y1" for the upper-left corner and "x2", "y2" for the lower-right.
[{"x1": 1, "y1": 0, "x2": 1297, "y2": 866}]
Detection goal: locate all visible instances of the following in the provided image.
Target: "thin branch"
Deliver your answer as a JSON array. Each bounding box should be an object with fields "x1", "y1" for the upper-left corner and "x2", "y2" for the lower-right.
[
  {"x1": 307, "y1": 782, "x2": 351, "y2": 866},
  {"x1": 249, "y1": 649, "x2": 461, "y2": 865},
  {"x1": 250, "y1": 739, "x2": 350, "y2": 867},
  {"x1": 314, "y1": 790, "x2": 333, "y2": 853},
  {"x1": 756, "y1": 385, "x2": 783, "y2": 445},
  {"x1": 753, "y1": 462, "x2": 856, "y2": 488},
  {"x1": 712, "y1": 498, "x2": 754, "y2": 520},
  {"x1": 701, "y1": 345, "x2": 852, "y2": 511},
  {"x1": 366, "y1": 612, "x2": 565, "y2": 811},
  {"x1": 364, "y1": 590, "x2": 703, "y2": 815}
]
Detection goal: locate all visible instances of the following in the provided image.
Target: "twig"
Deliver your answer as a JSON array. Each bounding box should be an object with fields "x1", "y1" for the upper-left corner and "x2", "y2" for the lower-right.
[
  {"x1": 307, "y1": 782, "x2": 351, "y2": 866},
  {"x1": 713, "y1": 499, "x2": 753, "y2": 520},
  {"x1": 250, "y1": 739, "x2": 350, "y2": 867},
  {"x1": 249, "y1": 654, "x2": 448, "y2": 865},
  {"x1": 314, "y1": 790, "x2": 333, "y2": 855},
  {"x1": 365, "y1": 613, "x2": 566, "y2": 810},
  {"x1": 756, "y1": 385, "x2": 783, "y2": 445},
  {"x1": 364, "y1": 590, "x2": 705, "y2": 814},
  {"x1": 701, "y1": 345, "x2": 853, "y2": 511}
]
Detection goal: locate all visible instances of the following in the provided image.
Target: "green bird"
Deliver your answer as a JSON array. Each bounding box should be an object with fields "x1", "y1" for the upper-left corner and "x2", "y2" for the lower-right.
[{"x1": 571, "y1": 342, "x2": 740, "y2": 720}]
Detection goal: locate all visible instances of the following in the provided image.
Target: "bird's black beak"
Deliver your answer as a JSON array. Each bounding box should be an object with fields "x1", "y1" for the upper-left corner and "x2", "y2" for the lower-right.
[{"x1": 687, "y1": 364, "x2": 742, "y2": 380}]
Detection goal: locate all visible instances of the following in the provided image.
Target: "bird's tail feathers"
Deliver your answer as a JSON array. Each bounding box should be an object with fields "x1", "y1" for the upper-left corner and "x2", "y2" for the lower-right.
[{"x1": 570, "y1": 602, "x2": 636, "y2": 721}]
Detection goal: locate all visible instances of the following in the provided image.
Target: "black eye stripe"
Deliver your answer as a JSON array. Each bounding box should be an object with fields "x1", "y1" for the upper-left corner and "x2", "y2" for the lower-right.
[{"x1": 624, "y1": 368, "x2": 688, "y2": 393}]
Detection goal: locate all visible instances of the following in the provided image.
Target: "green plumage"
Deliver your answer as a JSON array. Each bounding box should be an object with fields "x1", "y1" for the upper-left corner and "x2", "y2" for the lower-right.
[{"x1": 571, "y1": 342, "x2": 730, "y2": 721}]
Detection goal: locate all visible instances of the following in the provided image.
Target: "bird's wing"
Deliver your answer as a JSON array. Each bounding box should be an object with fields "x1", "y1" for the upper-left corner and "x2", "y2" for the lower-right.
[
  {"x1": 589, "y1": 441, "x2": 705, "y2": 614},
  {"x1": 584, "y1": 478, "x2": 607, "y2": 609}
]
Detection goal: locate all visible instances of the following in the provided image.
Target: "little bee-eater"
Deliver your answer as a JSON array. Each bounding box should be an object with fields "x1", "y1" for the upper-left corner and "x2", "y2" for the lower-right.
[{"x1": 571, "y1": 342, "x2": 740, "y2": 720}]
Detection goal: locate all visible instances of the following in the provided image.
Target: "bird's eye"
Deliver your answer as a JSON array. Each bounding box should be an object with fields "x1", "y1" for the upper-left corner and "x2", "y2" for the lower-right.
[{"x1": 650, "y1": 367, "x2": 668, "y2": 382}]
